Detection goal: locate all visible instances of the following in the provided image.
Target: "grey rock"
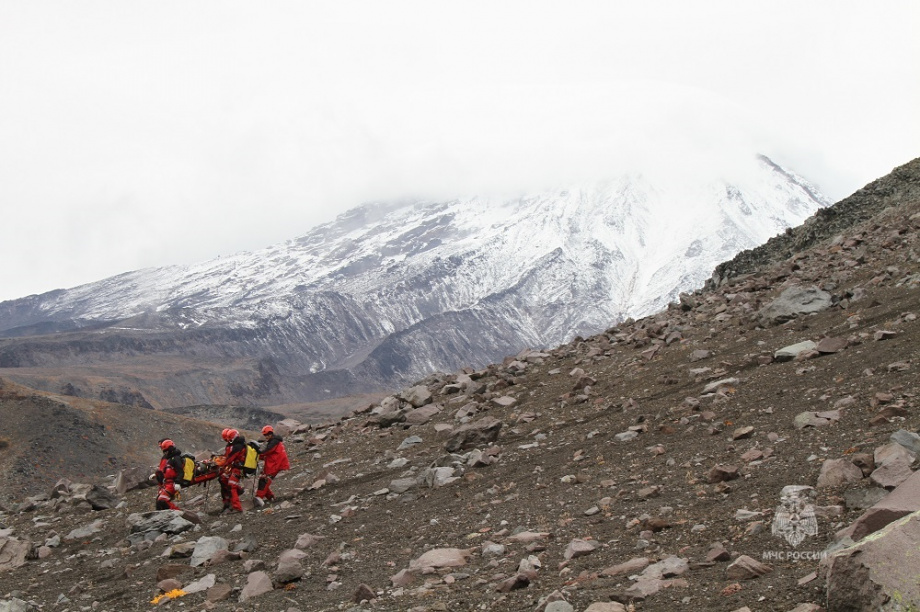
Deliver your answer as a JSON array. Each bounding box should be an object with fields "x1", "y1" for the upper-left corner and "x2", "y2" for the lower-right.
[
  {"x1": 774, "y1": 341, "x2": 818, "y2": 362},
  {"x1": 190, "y1": 536, "x2": 229, "y2": 568},
  {"x1": 400, "y1": 385, "x2": 433, "y2": 408},
  {"x1": 563, "y1": 538, "x2": 598, "y2": 560},
  {"x1": 0, "y1": 538, "x2": 30, "y2": 572},
  {"x1": 758, "y1": 285, "x2": 833, "y2": 326},
  {"x1": 63, "y1": 519, "x2": 105, "y2": 541},
  {"x1": 274, "y1": 549, "x2": 307, "y2": 583},
  {"x1": 183, "y1": 573, "x2": 216, "y2": 594},
  {"x1": 844, "y1": 487, "x2": 889, "y2": 510},
  {"x1": 114, "y1": 467, "x2": 155, "y2": 495},
  {"x1": 397, "y1": 435, "x2": 423, "y2": 450},
  {"x1": 0, "y1": 598, "x2": 33, "y2": 612},
  {"x1": 445, "y1": 416, "x2": 503, "y2": 453},
  {"x1": 891, "y1": 429, "x2": 920, "y2": 455},
  {"x1": 126, "y1": 510, "x2": 194, "y2": 538},
  {"x1": 389, "y1": 477, "x2": 419, "y2": 494}
]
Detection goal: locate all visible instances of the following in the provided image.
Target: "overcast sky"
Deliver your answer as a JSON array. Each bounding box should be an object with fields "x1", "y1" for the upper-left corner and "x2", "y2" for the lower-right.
[{"x1": 1, "y1": 2, "x2": 918, "y2": 302}]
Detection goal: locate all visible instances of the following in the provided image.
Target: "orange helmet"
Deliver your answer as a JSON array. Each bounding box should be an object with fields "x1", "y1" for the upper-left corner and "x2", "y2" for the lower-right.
[
  {"x1": 221, "y1": 428, "x2": 231, "y2": 441},
  {"x1": 224, "y1": 428, "x2": 239, "y2": 442},
  {"x1": 261, "y1": 425, "x2": 274, "y2": 436},
  {"x1": 159, "y1": 439, "x2": 175, "y2": 451}
]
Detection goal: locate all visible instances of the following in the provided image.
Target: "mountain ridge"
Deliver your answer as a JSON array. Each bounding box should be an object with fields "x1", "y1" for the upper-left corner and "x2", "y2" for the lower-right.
[{"x1": 0, "y1": 155, "x2": 827, "y2": 408}]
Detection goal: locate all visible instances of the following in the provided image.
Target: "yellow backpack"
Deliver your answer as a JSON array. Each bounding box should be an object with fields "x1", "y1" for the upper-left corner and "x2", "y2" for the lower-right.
[
  {"x1": 176, "y1": 454, "x2": 197, "y2": 486},
  {"x1": 242, "y1": 442, "x2": 259, "y2": 476}
]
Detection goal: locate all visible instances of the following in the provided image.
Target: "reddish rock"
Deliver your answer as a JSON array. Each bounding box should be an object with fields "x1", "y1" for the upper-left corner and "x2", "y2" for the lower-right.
[
  {"x1": 156, "y1": 578, "x2": 182, "y2": 592},
  {"x1": 826, "y1": 511, "x2": 920, "y2": 610},
  {"x1": 816, "y1": 459, "x2": 863, "y2": 488},
  {"x1": 206, "y1": 583, "x2": 232, "y2": 602},
  {"x1": 564, "y1": 538, "x2": 599, "y2": 560},
  {"x1": 869, "y1": 457, "x2": 913, "y2": 490},
  {"x1": 156, "y1": 563, "x2": 193, "y2": 582},
  {"x1": 600, "y1": 557, "x2": 650, "y2": 576},
  {"x1": 390, "y1": 569, "x2": 415, "y2": 587},
  {"x1": 353, "y1": 583, "x2": 376, "y2": 603},
  {"x1": 732, "y1": 426, "x2": 754, "y2": 440},
  {"x1": 725, "y1": 555, "x2": 773, "y2": 580},
  {"x1": 409, "y1": 547, "x2": 472, "y2": 572},
  {"x1": 839, "y1": 469, "x2": 920, "y2": 542},
  {"x1": 495, "y1": 572, "x2": 532, "y2": 592},
  {"x1": 816, "y1": 337, "x2": 848, "y2": 353},
  {"x1": 238, "y1": 571, "x2": 273, "y2": 602},
  {"x1": 709, "y1": 464, "x2": 741, "y2": 483}
]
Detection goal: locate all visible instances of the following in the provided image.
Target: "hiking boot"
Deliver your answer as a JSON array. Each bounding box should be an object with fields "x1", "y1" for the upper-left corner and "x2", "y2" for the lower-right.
[{"x1": 253, "y1": 497, "x2": 265, "y2": 508}]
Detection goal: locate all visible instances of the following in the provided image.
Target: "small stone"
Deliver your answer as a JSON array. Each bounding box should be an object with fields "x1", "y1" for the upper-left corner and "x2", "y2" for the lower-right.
[
  {"x1": 725, "y1": 555, "x2": 773, "y2": 580},
  {"x1": 732, "y1": 426, "x2": 754, "y2": 440},
  {"x1": 709, "y1": 464, "x2": 740, "y2": 483}
]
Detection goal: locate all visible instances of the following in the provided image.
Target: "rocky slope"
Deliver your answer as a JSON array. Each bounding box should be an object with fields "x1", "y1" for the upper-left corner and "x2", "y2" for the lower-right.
[
  {"x1": 0, "y1": 155, "x2": 826, "y2": 409},
  {"x1": 0, "y1": 157, "x2": 917, "y2": 611}
]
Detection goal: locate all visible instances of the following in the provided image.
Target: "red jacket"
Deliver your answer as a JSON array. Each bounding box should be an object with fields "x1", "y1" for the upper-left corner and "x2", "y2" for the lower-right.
[
  {"x1": 260, "y1": 435, "x2": 290, "y2": 475},
  {"x1": 156, "y1": 449, "x2": 181, "y2": 483}
]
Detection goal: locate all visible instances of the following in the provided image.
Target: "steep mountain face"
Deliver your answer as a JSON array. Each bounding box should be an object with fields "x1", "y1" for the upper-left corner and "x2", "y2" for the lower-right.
[{"x1": 0, "y1": 155, "x2": 826, "y2": 407}]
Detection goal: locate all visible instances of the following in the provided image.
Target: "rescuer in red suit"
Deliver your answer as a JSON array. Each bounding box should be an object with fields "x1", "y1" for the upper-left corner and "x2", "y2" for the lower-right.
[
  {"x1": 218, "y1": 428, "x2": 246, "y2": 512},
  {"x1": 255, "y1": 425, "x2": 290, "y2": 505}
]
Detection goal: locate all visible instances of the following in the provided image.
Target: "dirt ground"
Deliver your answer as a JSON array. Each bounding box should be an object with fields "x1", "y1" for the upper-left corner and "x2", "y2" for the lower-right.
[{"x1": 0, "y1": 160, "x2": 918, "y2": 611}]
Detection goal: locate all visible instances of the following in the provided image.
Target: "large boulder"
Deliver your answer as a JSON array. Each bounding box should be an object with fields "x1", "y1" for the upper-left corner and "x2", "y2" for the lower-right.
[
  {"x1": 238, "y1": 571, "x2": 273, "y2": 602},
  {"x1": 825, "y1": 510, "x2": 920, "y2": 610},
  {"x1": 126, "y1": 511, "x2": 195, "y2": 545},
  {"x1": 399, "y1": 385, "x2": 433, "y2": 408},
  {"x1": 190, "y1": 536, "x2": 229, "y2": 568},
  {"x1": 817, "y1": 459, "x2": 863, "y2": 489},
  {"x1": 79, "y1": 485, "x2": 120, "y2": 511},
  {"x1": 838, "y1": 469, "x2": 920, "y2": 542},
  {"x1": 114, "y1": 466, "x2": 156, "y2": 495},
  {"x1": 274, "y1": 549, "x2": 307, "y2": 583},
  {"x1": 0, "y1": 537, "x2": 30, "y2": 572},
  {"x1": 408, "y1": 548, "x2": 472, "y2": 573},
  {"x1": 444, "y1": 417, "x2": 503, "y2": 452},
  {"x1": 758, "y1": 285, "x2": 833, "y2": 326}
]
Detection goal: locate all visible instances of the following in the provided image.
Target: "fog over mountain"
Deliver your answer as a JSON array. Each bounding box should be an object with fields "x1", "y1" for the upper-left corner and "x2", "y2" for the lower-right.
[{"x1": 0, "y1": 155, "x2": 827, "y2": 408}]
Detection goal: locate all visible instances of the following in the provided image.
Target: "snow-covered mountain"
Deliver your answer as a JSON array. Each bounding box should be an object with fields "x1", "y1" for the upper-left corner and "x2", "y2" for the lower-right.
[{"x1": 0, "y1": 155, "x2": 828, "y2": 406}]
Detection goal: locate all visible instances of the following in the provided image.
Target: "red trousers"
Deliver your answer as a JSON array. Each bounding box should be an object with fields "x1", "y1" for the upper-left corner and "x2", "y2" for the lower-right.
[
  {"x1": 156, "y1": 480, "x2": 179, "y2": 510},
  {"x1": 219, "y1": 468, "x2": 243, "y2": 511},
  {"x1": 256, "y1": 472, "x2": 278, "y2": 500}
]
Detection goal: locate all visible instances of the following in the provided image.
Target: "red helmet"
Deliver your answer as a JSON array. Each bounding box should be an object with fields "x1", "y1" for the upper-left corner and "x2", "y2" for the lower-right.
[
  {"x1": 221, "y1": 428, "x2": 231, "y2": 441},
  {"x1": 225, "y1": 429, "x2": 239, "y2": 442},
  {"x1": 261, "y1": 425, "x2": 274, "y2": 436},
  {"x1": 159, "y1": 439, "x2": 175, "y2": 451}
]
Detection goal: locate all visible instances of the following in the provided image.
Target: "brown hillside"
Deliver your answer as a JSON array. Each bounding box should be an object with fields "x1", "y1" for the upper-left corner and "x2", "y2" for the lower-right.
[{"x1": 0, "y1": 157, "x2": 918, "y2": 611}]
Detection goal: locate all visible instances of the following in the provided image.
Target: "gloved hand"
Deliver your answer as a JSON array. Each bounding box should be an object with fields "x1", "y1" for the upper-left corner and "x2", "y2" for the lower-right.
[{"x1": 174, "y1": 484, "x2": 182, "y2": 491}]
